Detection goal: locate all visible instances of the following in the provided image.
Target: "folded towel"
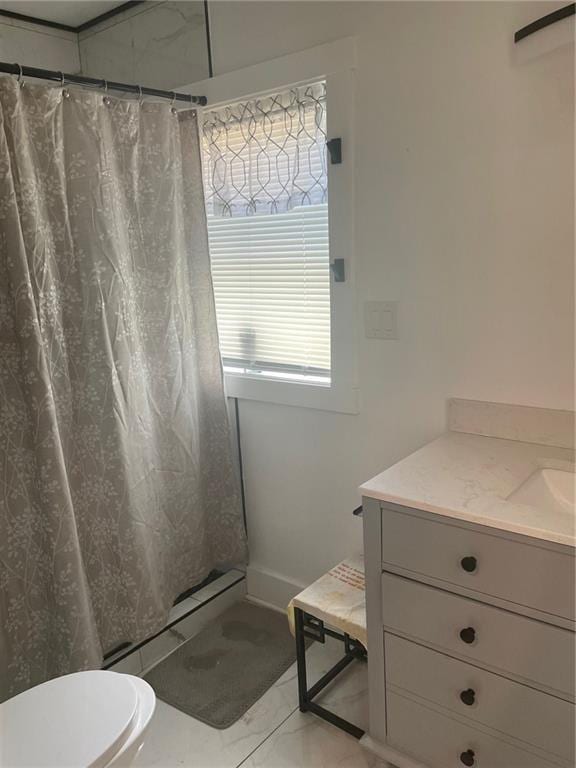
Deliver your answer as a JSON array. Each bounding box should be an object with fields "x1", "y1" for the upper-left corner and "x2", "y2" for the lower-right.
[{"x1": 287, "y1": 554, "x2": 367, "y2": 649}]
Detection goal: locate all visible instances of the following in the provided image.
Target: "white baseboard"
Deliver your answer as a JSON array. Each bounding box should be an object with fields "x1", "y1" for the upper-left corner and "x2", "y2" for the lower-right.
[
  {"x1": 244, "y1": 594, "x2": 286, "y2": 615},
  {"x1": 246, "y1": 565, "x2": 306, "y2": 610}
]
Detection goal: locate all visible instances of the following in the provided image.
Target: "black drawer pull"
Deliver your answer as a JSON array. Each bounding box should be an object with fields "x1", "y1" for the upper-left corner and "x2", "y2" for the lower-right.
[
  {"x1": 459, "y1": 627, "x2": 476, "y2": 644},
  {"x1": 460, "y1": 750, "x2": 475, "y2": 766},
  {"x1": 460, "y1": 556, "x2": 477, "y2": 573},
  {"x1": 460, "y1": 688, "x2": 476, "y2": 706}
]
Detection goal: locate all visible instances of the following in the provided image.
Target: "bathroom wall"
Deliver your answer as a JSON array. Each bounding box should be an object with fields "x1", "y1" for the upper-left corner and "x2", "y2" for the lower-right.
[
  {"x1": 203, "y1": 1, "x2": 575, "y2": 604},
  {"x1": 10, "y1": 1, "x2": 572, "y2": 605},
  {"x1": 0, "y1": 2, "x2": 209, "y2": 88},
  {"x1": 0, "y1": 15, "x2": 79, "y2": 71},
  {"x1": 78, "y1": 1, "x2": 209, "y2": 89}
]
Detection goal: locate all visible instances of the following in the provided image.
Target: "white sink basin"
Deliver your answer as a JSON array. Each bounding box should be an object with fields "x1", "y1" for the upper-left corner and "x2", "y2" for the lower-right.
[{"x1": 509, "y1": 468, "x2": 575, "y2": 516}]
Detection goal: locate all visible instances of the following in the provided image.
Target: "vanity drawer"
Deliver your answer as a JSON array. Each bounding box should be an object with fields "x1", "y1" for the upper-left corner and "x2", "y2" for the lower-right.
[
  {"x1": 381, "y1": 507, "x2": 575, "y2": 622},
  {"x1": 386, "y1": 690, "x2": 559, "y2": 768},
  {"x1": 381, "y1": 573, "x2": 575, "y2": 698},
  {"x1": 385, "y1": 633, "x2": 575, "y2": 763}
]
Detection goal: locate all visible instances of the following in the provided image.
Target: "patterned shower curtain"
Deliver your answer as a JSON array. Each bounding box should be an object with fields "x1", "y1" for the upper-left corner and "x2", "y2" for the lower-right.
[{"x1": 0, "y1": 76, "x2": 247, "y2": 701}]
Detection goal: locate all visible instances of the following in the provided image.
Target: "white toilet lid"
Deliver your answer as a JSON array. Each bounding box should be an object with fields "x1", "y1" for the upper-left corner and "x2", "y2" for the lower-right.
[{"x1": 0, "y1": 671, "x2": 141, "y2": 768}]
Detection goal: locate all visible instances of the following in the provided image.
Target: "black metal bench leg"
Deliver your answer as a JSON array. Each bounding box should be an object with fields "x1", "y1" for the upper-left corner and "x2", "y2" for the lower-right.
[
  {"x1": 293, "y1": 607, "x2": 365, "y2": 739},
  {"x1": 294, "y1": 607, "x2": 309, "y2": 712}
]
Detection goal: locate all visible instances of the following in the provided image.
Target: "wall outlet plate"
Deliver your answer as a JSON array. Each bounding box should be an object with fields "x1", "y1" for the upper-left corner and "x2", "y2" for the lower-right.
[{"x1": 364, "y1": 301, "x2": 398, "y2": 340}]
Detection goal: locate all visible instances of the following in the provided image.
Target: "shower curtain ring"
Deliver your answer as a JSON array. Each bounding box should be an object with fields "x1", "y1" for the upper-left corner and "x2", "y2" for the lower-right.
[
  {"x1": 14, "y1": 63, "x2": 23, "y2": 85},
  {"x1": 138, "y1": 85, "x2": 143, "y2": 105},
  {"x1": 102, "y1": 81, "x2": 111, "y2": 106},
  {"x1": 59, "y1": 72, "x2": 65, "y2": 87}
]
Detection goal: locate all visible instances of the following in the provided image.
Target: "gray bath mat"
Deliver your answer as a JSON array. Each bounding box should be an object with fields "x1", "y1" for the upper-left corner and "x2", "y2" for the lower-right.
[{"x1": 144, "y1": 600, "x2": 300, "y2": 729}]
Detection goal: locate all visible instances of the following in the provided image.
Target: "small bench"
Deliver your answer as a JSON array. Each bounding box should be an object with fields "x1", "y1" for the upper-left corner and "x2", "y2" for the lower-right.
[{"x1": 287, "y1": 555, "x2": 367, "y2": 738}]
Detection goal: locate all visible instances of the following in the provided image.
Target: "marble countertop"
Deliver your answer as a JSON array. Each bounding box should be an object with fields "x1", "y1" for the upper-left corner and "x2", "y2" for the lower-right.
[{"x1": 360, "y1": 431, "x2": 575, "y2": 547}]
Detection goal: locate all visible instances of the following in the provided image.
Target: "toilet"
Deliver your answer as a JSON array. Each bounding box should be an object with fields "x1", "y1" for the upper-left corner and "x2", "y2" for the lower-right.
[{"x1": 0, "y1": 670, "x2": 156, "y2": 767}]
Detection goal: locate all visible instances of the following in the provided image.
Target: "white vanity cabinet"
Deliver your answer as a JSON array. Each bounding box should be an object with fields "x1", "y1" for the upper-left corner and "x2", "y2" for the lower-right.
[{"x1": 362, "y1": 499, "x2": 575, "y2": 768}]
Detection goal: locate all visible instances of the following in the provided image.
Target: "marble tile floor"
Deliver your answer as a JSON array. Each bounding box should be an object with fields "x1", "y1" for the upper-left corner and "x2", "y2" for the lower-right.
[{"x1": 129, "y1": 593, "x2": 386, "y2": 768}]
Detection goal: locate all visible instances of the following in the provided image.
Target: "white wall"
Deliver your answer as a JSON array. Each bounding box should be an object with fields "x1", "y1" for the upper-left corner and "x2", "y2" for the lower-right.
[
  {"x1": 0, "y1": 16, "x2": 79, "y2": 71},
  {"x1": 0, "y1": 2, "x2": 208, "y2": 89},
  {"x1": 8, "y1": 1, "x2": 571, "y2": 605},
  {"x1": 207, "y1": 1, "x2": 575, "y2": 602},
  {"x1": 79, "y1": 1, "x2": 209, "y2": 88}
]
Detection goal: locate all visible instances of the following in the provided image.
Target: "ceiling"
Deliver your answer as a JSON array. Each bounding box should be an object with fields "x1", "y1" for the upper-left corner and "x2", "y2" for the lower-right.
[{"x1": 0, "y1": 1, "x2": 128, "y2": 27}]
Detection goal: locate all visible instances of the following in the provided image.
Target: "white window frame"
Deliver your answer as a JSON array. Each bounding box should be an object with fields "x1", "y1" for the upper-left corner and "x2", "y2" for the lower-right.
[{"x1": 183, "y1": 38, "x2": 358, "y2": 414}]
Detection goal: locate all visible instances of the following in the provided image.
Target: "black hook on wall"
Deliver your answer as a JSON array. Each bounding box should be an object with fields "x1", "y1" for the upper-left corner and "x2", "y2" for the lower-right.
[{"x1": 514, "y1": 2, "x2": 575, "y2": 42}]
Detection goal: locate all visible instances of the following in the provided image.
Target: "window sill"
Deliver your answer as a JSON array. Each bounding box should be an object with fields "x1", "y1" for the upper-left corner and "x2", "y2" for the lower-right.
[{"x1": 224, "y1": 373, "x2": 359, "y2": 414}]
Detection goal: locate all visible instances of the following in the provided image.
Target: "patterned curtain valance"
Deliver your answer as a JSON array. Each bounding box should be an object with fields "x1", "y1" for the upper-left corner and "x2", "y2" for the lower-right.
[{"x1": 202, "y1": 82, "x2": 327, "y2": 217}]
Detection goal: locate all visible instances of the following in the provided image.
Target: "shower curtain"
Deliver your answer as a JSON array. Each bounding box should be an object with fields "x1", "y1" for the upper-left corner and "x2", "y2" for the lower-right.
[{"x1": 0, "y1": 76, "x2": 247, "y2": 701}]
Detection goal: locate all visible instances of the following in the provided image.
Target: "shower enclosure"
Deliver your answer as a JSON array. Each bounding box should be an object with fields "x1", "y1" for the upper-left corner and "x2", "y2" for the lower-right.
[{"x1": 0, "y1": 73, "x2": 247, "y2": 701}]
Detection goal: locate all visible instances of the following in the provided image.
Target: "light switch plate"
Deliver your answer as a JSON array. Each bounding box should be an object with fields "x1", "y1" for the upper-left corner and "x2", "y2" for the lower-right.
[{"x1": 364, "y1": 301, "x2": 398, "y2": 340}]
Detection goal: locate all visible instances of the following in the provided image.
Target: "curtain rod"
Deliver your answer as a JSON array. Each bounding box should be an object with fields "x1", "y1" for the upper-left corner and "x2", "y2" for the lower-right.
[{"x1": 0, "y1": 61, "x2": 207, "y2": 105}]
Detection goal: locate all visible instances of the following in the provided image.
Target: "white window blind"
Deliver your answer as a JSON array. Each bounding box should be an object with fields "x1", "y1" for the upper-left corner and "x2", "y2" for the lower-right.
[
  {"x1": 202, "y1": 82, "x2": 331, "y2": 381},
  {"x1": 207, "y1": 204, "x2": 330, "y2": 378}
]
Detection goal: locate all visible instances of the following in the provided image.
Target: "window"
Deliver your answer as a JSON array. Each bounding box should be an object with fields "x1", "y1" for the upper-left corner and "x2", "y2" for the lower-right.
[
  {"x1": 194, "y1": 38, "x2": 358, "y2": 412},
  {"x1": 202, "y1": 82, "x2": 330, "y2": 383}
]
